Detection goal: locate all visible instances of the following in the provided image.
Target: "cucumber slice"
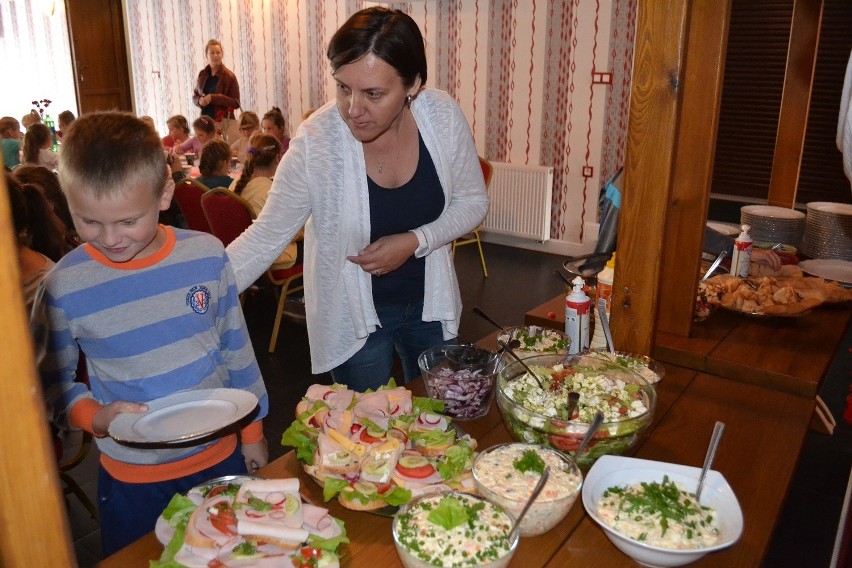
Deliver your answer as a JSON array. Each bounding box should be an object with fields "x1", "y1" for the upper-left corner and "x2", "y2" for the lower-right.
[
  {"x1": 353, "y1": 481, "x2": 377, "y2": 495},
  {"x1": 398, "y1": 455, "x2": 429, "y2": 469}
]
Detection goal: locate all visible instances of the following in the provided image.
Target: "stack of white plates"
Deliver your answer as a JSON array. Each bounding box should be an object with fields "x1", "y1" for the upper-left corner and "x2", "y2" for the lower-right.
[
  {"x1": 740, "y1": 205, "x2": 805, "y2": 248},
  {"x1": 801, "y1": 202, "x2": 852, "y2": 260}
]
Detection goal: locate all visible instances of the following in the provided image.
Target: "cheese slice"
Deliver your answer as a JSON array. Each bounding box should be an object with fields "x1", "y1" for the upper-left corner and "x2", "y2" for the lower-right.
[{"x1": 327, "y1": 428, "x2": 367, "y2": 457}]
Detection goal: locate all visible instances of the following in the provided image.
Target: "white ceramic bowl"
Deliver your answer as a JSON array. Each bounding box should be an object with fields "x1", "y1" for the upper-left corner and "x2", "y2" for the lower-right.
[{"x1": 582, "y1": 455, "x2": 743, "y2": 567}]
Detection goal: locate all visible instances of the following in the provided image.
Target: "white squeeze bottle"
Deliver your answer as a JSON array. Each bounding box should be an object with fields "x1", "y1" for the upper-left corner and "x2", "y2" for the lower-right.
[
  {"x1": 590, "y1": 253, "x2": 616, "y2": 350},
  {"x1": 565, "y1": 276, "x2": 590, "y2": 355},
  {"x1": 730, "y1": 224, "x2": 753, "y2": 278}
]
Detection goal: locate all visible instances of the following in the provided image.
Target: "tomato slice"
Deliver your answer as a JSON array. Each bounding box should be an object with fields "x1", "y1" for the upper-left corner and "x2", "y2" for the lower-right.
[
  {"x1": 359, "y1": 429, "x2": 384, "y2": 444},
  {"x1": 209, "y1": 502, "x2": 238, "y2": 536},
  {"x1": 548, "y1": 434, "x2": 582, "y2": 452},
  {"x1": 395, "y1": 462, "x2": 437, "y2": 479}
]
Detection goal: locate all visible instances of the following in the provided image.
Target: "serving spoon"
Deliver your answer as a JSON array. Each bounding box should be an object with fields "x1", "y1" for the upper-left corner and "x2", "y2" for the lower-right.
[
  {"x1": 472, "y1": 305, "x2": 506, "y2": 331},
  {"x1": 696, "y1": 421, "x2": 725, "y2": 502},
  {"x1": 498, "y1": 339, "x2": 547, "y2": 391},
  {"x1": 509, "y1": 465, "x2": 551, "y2": 540},
  {"x1": 596, "y1": 299, "x2": 616, "y2": 354},
  {"x1": 574, "y1": 410, "x2": 605, "y2": 458}
]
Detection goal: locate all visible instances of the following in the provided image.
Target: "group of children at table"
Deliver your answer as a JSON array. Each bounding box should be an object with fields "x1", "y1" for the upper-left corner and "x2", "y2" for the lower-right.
[{"x1": 1, "y1": 110, "x2": 76, "y2": 171}]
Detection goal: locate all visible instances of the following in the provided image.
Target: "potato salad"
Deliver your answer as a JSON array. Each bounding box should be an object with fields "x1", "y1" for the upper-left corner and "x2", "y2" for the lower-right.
[{"x1": 597, "y1": 476, "x2": 720, "y2": 550}]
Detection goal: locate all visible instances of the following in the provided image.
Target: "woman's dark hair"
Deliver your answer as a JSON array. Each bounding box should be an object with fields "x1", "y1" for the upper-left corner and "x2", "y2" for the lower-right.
[
  {"x1": 22, "y1": 123, "x2": 52, "y2": 165},
  {"x1": 6, "y1": 173, "x2": 66, "y2": 261},
  {"x1": 327, "y1": 7, "x2": 426, "y2": 88},
  {"x1": 199, "y1": 139, "x2": 232, "y2": 176},
  {"x1": 193, "y1": 115, "x2": 217, "y2": 134},
  {"x1": 167, "y1": 115, "x2": 190, "y2": 135},
  {"x1": 13, "y1": 164, "x2": 74, "y2": 232},
  {"x1": 262, "y1": 107, "x2": 286, "y2": 131},
  {"x1": 233, "y1": 134, "x2": 280, "y2": 196}
]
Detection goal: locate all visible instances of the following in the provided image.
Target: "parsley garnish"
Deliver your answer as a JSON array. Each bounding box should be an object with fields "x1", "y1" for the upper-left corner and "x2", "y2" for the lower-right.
[{"x1": 513, "y1": 449, "x2": 546, "y2": 474}]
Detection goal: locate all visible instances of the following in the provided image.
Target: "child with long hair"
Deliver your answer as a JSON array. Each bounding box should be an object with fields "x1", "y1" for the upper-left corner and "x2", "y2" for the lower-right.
[
  {"x1": 229, "y1": 133, "x2": 300, "y2": 266},
  {"x1": 22, "y1": 123, "x2": 58, "y2": 170},
  {"x1": 230, "y1": 111, "x2": 259, "y2": 163},
  {"x1": 174, "y1": 115, "x2": 217, "y2": 160},
  {"x1": 196, "y1": 139, "x2": 234, "y2": 189},
  {"x1": 261, "y1": 107, "x2": 290, "y2": 158}
]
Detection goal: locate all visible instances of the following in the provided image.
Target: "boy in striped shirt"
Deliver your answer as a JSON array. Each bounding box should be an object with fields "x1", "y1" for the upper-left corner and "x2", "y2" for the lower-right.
[{"x1": 31, "y1": 111, "x2": 268, "y2": 555}]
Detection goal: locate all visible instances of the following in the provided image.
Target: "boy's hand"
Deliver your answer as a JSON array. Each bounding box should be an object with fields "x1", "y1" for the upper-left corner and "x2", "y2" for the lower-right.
[
  {"x1": 92, "y1": 401, "x2": 148, "y2": 437},
  {"x1": 242, "y1": 438, "x2": 269, "y2": 473}
]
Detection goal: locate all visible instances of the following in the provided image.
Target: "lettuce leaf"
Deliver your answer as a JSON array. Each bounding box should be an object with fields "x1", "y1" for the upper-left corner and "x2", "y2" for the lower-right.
[
  {"x1": 436, "y1": 440, "x2": 473, "y2": 481},
  {"x1": 307, "y1": 518, "x2": 350, "y2": 551},
  {"x1": 427, "y1": 496, "x2": 469, "y2": 530},
  {"x1": 382, "y1": 485, "x2": 413, "y2": 506},
  {"x1": 409, "y1": 428, "x2": 455, "y2": 448},
  {"x1": 413, "y1": 396, "x2": 445, "y2": 415},
  {"x1": 281, "y1": 420, "x2": 319, "y2": 465},
  {"x1": 297, "y1": 399, "x2": 329, "y2": 423},
  {"x1": 322, "y1": 478, "x2": 350, "y2": 502},
  {"x1": 162, "y1": 493, "x2": 196, "y2": 529}
]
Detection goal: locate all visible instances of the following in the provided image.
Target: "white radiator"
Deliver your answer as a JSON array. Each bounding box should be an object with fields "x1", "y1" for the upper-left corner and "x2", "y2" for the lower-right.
[{"x1": 482, "y1": 162, "x2": 554, "y2": 242}]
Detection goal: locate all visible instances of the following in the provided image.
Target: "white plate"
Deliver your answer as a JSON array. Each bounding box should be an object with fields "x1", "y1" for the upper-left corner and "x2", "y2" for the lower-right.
[
  {"x1": 583, "y1": 455, "x2": 743, "y2": 567},
  {"x1": 741, "y1": 205, "x2": 805, "y2": 220},
  {"x1": 807, "y1": 202, "x2": 852, "y2": 216},
  {"x1": 706, "y1": 221, "x2": 740, "y2": 237},
  {"x1": 109, "y1": 388, "x2": 258, "y2": 444},
  {"x1": 799, "y1": 259, "x2": 852, "y2": 286}
]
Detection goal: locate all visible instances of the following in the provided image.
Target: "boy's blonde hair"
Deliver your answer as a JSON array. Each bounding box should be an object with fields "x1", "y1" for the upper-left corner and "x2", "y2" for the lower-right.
[{"x1": 59, "y1": 111, "x2": 167, "y2": 199}]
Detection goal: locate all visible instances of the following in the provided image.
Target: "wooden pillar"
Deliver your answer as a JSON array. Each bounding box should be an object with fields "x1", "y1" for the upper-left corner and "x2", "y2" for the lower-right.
[
  {"x1": 611, "y1": 0, "x2": 691, "y2": 355},
  {"x1": 0, "y1": 177, "x2": 75, "y2": 566},
  {"x1": 767, "y1": 0, "x2": 824, "y2": 207}
]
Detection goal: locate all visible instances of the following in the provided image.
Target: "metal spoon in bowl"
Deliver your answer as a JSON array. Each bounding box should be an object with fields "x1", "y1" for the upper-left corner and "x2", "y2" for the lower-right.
[
  {"x1": 498, "y1": 339, "x2": 548, "y2": 391},
  {"x1": 509, "y1": 465, "x2": 550, "y2": 540},
  {"x1": 565, "y1": 391, "x2": 581, "y2": 420},
  {"x1": 701, "y1": 250, "x2": 728, "y2": 283},
  {"x1": 696, "y1": 421, "x2": 725, "y2": 502},
  {"x1": 596, "y1": 299, "x2": 616, "y2": 354},
  {"x1": 472, "y1": 306, "x2": 506, "y2": 331},
  {"x1": 574, "y1": 410, "x2": 605, "y2": 459}
]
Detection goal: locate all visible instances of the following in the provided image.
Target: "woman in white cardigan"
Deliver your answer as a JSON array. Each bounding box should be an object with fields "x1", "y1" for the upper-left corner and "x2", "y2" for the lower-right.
[{"x1": 226, "y1": 7, "x2": 488, "y2": 390}]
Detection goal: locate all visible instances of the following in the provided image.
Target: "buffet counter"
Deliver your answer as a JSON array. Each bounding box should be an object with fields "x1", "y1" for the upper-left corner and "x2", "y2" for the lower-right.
[
  {"x1": 524, "y1": 294, "x2": 851, "y2": 398},
  {"x1": 97, "y1": 355, "x2": 814, "y2": 567}
]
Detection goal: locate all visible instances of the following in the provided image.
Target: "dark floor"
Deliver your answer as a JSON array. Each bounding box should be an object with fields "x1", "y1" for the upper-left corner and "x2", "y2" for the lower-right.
[{"x1": 67, "y1": 242, "x2": 851, "y2": 567}]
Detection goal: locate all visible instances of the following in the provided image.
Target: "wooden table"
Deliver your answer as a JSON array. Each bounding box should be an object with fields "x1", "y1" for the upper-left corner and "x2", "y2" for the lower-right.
[
  {"x1": 525, "y1": 294, "x2": 851, "y2": 398},
  {"x1": 97, "y1": 359, "x2": 813, "y2": 567}
]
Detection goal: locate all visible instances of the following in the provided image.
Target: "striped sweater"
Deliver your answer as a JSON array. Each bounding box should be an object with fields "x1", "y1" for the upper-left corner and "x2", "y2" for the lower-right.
[{"x1": 32, "y1": 226, "x2": 267, "y2": 482}]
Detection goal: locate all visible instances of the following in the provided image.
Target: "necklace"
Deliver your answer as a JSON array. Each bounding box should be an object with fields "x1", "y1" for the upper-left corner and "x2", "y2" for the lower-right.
[{"x1": 376, "y1": 110, "x2": 404, "y2": 174}]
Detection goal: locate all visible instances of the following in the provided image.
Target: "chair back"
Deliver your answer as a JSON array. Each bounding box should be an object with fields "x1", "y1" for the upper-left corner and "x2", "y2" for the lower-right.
[
  {"x1": 173, "y1": 178, "x2": 213, "y2": 233},
  {"x1": 201, "y1": 187, "x2": 255, "y2": 247},
  {"x1": 478, "y1": 157, "x2": 494, "y2": 188}
]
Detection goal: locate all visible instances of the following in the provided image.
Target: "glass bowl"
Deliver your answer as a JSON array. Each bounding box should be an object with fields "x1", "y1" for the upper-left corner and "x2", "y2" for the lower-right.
[
  {"x1": 496, "y1": 353, "x2": 657, "y2": 469},
  {"x1": 392, "y1": 491, "x2": 519, "y2": 568},
  {"x1": 582, "y1": 350, "x2": 664, "y2": 384},
  {"x1": 496, "y1": 325, "x2": 570, "y2": 357},
  {"x1": 472, "y1": 443, "x2": 582, "y2": 536},
  {"x1": 418, "y1": 345, "x2": 502, "y2": 420}
]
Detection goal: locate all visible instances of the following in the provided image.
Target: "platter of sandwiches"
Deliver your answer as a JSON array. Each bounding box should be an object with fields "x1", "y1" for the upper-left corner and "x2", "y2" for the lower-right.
[
  {"x1": 282, "y1": 381, "x2": 478, "y2": 515},
  {"x1": 152, "y1": 475, "x2": 347, "y2": 567}
]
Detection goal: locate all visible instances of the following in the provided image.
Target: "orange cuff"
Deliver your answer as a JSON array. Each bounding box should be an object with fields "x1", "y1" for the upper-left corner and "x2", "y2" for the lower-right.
[
  {"x1": 241, "y1": 420, "x2": 264, "y2": 444},
  {"x1": 69, "y1": 398, "x2": 106, "y2": 437}
]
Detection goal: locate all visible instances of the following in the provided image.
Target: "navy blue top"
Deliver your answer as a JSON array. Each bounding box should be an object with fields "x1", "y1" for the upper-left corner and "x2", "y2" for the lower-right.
[
  {"x1": 201, "y1": 75, "x2": 220, "y2": 117},
  {"x1": 368, "y1": 132, "x2": 445, "y2": 306}
]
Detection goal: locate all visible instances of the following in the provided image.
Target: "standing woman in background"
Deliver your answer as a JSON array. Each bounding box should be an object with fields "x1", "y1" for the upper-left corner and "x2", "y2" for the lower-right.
[
  {"x1": 193, "y1": 39, "x2": 240, "y2": 119},
  {"x1": 226, "y1": 7, "x2": 488, "y2": 391}
]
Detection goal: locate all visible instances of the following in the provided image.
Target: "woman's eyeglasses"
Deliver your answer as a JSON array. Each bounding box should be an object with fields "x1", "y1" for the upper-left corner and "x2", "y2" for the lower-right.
[{"x1": 239, "y1": 125, "x2": 256, "y2": 132}]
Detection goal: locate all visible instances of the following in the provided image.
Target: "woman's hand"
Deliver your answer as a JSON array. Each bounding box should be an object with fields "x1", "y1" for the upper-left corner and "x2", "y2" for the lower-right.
[
  {"x1": 347, "y1": 232, "x2": 419, "y2": 277},
  {"x1": 200, "y1": 95, "x2": 212, "y2": 106},
  {"x1": 92, "y1": 401, "x2": 148, "y2": 437}
]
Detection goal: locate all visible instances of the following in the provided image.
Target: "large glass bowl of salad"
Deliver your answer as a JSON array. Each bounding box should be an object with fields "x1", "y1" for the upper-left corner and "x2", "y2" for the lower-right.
[{"x1": 496, "y1": 352, "x2": 657, "y2": 469}]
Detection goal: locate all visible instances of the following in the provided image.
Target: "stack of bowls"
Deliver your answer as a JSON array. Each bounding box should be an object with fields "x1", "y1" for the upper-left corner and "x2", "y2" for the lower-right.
[
  {"x1": 801, "y1": 202, "x2": 852, "y2": 260},
  {"x1": 740, "y1": 205, "x2": 805, "y2": 248}
]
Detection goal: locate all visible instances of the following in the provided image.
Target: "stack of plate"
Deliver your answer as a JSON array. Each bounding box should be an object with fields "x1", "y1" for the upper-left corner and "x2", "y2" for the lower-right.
[
  {"x1": 740, "y1": 205, "x2": 805, "y2": 248},
  {"x1": 801, "y1": 202, "x2": 852, "y2": 260}
]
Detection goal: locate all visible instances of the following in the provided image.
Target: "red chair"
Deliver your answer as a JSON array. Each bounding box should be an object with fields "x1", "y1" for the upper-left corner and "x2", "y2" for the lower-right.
[
  {"x1": 173, "y1": 178, "x2": 213, "y2": 233},
  {"x1": 452, "y1": 157, "x2": 492, "y2": 277},
  {"x1": 201, "y1": 188, "x2": 304, "y2": 352}
]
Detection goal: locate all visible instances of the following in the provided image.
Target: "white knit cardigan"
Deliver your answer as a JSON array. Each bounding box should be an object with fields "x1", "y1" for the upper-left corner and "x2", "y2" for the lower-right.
[{"x1": 226, "y1": 89, "x2": 489, "y2": 373}]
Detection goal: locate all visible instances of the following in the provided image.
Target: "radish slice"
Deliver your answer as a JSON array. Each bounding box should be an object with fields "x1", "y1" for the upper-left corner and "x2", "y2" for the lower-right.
[{"x1": 265, "y1": 491, "x2": 286, "y2": 505}]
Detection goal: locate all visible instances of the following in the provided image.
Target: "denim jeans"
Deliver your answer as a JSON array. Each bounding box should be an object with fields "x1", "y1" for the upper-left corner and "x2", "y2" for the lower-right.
[{"x1": 331, "y1": 299, "x2": 453, "y2": 391}]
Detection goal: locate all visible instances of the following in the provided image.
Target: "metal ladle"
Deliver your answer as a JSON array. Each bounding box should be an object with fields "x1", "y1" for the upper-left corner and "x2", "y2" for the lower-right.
[
  {"x1": 574, "y1": 410, "x2": 605, "y2": 458},
  {"x1": 596, "y1": 299, "x2": 616, "y2": 354},
  {"x1": 472, "y1": 306, "x2": 506, "y2": 331},
  {"x1": 509, "y1": 465, "x2": 550, "y2": 540}
]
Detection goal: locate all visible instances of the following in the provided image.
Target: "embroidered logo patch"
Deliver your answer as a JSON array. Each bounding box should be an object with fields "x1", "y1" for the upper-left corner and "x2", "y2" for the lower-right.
[{"x1": 186, "y1": 285, "x2": 210, "y2": 314}]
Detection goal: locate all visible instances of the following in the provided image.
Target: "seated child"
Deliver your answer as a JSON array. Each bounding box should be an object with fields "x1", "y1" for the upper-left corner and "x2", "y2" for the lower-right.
[
  {"x1": 173, "y1": 115, "x2": 217, "y2": 160},
  {"x1": 31, "y1": 111, "x2": 268, "y2": 556},
  {"x1": 22, "y1": 123, "x2": 58, "y2": 170},
  {"x1": 57, "y1": 110, "x2": 76, "y2": 141},
  {"x1": 1, "y1": 116, "x2": 22, "y2": 169},
  {"x1": 196, "y1": 139, "x2": 234, "y2": 189}
]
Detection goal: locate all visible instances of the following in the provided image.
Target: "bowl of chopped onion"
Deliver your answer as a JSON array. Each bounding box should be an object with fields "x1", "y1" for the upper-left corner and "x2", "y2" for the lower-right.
[
  {"x1": 582, "y1": 455, "x2": 743, "y2": 566},
  {"x1": 418, "y1": 345, "x2": 502, "y2": 420}
]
